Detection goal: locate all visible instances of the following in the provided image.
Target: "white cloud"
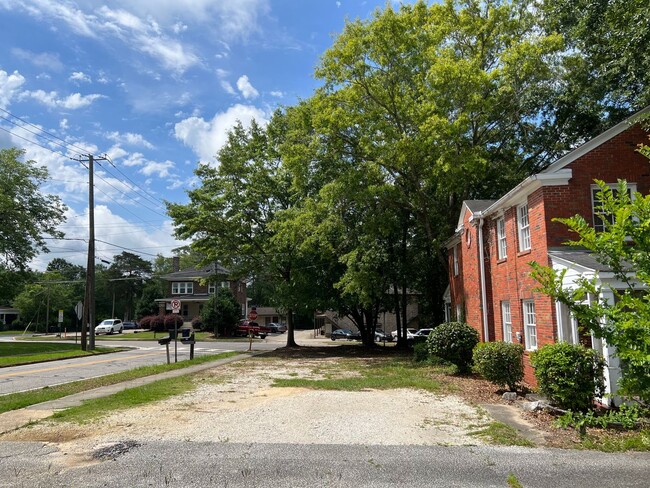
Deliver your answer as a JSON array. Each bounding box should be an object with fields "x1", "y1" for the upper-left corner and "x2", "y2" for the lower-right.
[
  {"x1": 174, "y1": 103, "x2": 268, "y2": 163},
  {"x1": 270, "y1": 91, "x2": 284, "y2": 98},
  {"x1": 113, "y1": 150, "x2": 175, "y2": 178},
  {"x1": 0, "y1": 69, "x2": 26, "y2": 109},
  {"x1": 105, "y1": 131, "x2": 154, "y2": 149},
  {"x1": 236, "y1": 75, "x2": 259, "y2": 100},
  {"x1": 69, "y1": 71, "x2": 92, "y2": 83},
  {"x1": 19, "y1": 90, "x2": 105, "y2": 109},
  {"x1": 59, "y1": 118, "x2": 69, "y2": 131},
  {"x1": 12, "y1": 48, "x2": 64, "y2": 71},
  {"x1": 172, "y1": 21, "x2": 187, "y2": 34},
  {"x1": 122, "y1": 152, "x2": 147, "y2": 167},
  {"x1": 106, "y1": 144, "x2": 128, "y2": 160},
  {"x1": 140, "y1": 159, "x2": 175, "y2": 178},
  {"x1": 30, "y1": 205, "x2": 187, "y2": 270},
  {"x1": 220, "y1": 80, "x2": 236, "y2": 95}
]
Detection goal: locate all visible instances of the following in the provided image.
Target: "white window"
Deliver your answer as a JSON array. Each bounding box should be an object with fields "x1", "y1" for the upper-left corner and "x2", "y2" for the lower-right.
[
  {"x1": 517, "y1": 204, "x2": 531, "y2": 252},
  {"x1": 208, "y1": 283, "x2": 216, "y2": 294},
  {"x1": 172, "y1": 282, "x2": 193, "y2": 295},
  {"x1": 523, "y1": 300, "x2": 537, "y2": 350},
  {"x1": 501, "y1": 301, "x2": 512, "y2": 343},
  {"x1": 497, "y1": 217, "x2": 507, "y2": 259},
  {"x1": 556, "y1": 301, "x2": 578, "y2": 345},
  {"x1": 591, "y1": 183, "x2": 635, "y2": 232},
  {"x1": 220, "y1": 281, "x2": 229, "y2": 289},
  {"x1": 453, "y1": 244, "x2": 459, "y2": 276}
]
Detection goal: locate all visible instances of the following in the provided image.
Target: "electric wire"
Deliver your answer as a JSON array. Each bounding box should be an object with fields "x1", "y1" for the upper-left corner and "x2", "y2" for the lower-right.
[
  {"x1": 0, "y1": 107, "x2": 89, "y2": 156},
  {"x1": 104, "y1": 155, "x2": 168, "y2": 208}
]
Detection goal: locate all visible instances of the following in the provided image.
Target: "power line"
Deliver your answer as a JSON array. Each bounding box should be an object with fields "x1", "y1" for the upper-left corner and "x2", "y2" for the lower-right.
[
  {"x1": 104, "y1": 154, "x2": 168, "y2": 208},
  {"x1": 0, "y1": 107, "x2": 89, "y2": 156},
  {"x1": 95, "y1": 238, "x2": 159, "y2": 257},
  {"x1": 0, "y1": 126, "x2": 88, "y2": 169}
]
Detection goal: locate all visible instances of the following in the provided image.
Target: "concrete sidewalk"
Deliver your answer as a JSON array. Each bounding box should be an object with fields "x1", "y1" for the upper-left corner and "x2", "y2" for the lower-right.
[{"x1": 0, "y1": 352, "x2": 261, "y2": 435}]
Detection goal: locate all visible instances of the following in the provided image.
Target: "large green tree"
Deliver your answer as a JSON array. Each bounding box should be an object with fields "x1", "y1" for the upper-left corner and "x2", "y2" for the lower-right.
[
  {"x1": 0, "y1": 148, "x2": 67, "y2": 270},
  {"x1": 167, "y1": 114, "x2": 308, "y2": 347},
  {"x1": 290, "y1": 0, "x2": 562, "y2": 335},
  {"x1": 106, "y1": 252, "x2": 153, "y2": 320},
  {"x1": 540, "y1": 0, "x2": 650, "y2": 143}
]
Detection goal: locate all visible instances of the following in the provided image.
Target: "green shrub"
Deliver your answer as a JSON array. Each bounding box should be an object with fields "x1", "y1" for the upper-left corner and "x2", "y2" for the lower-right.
[
  {"x1": 413, "y1": 342, "x2": 429, "y2": 363},
  {"x1": 426, "y1": 322, "x2": 479, "y2": 373},
  {"x1": 473, "y1": 342, "x2": 524, "y2": 391},
  {"x1": 531, "y1": 342, "x2": 606, "y2": 411}
]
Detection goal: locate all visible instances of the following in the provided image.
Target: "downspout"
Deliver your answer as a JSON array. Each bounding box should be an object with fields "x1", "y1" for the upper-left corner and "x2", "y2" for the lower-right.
[{"x1": 478, "y1": 215, "x2": 489, "y2": 342}]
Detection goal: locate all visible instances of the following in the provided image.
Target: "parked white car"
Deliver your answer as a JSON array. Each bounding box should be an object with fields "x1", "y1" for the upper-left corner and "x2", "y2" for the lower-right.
[
  {"x1": 95, "y1": 319, "x2": 123, "y2": 335},
  {"x1": 391, "y1": 328, "x2": 418, "y2": 340}
]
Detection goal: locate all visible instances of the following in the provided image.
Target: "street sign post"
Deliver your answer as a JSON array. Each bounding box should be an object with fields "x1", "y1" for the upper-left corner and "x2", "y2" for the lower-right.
[{"x1": 171, "y1": 299, "x2": 181, "y2": 314}]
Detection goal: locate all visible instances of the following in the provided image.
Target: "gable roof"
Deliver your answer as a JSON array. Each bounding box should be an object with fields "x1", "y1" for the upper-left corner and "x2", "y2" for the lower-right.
[
  {"x1": 478, "y1": 105, "x2": 650, "y2": 218},
  {"x1": 161, "y1": 262, "x2": 230, "y2": 281},
  {"x1": 541, "y1": 105, "x2": 650, "y2": 175},
  {"x1": 455, "y1": 200, "x2": 496, "y2": 232}
]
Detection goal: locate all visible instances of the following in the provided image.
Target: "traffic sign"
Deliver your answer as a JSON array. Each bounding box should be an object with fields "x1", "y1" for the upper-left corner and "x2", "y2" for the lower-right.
[
  {"x1": 75, "y1": 301, "x2": 83, "y2": 320},
  {"x1": 171, "y1": 299, "x2": 181, "y2": 313},
  {"x1": 248, "y1": 308, "x2": 258, "y2": 320}
]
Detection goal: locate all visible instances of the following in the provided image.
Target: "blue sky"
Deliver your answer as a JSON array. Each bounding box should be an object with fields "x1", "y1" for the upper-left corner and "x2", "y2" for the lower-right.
[{"x1": 0, "y1": 0, "x2": 405, "y2": 271}]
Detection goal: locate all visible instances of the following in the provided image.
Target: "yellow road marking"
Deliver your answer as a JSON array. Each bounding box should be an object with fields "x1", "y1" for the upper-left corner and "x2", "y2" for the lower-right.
[{"x1": 0, "y1": 352, "x2": 161, "y2": 379}]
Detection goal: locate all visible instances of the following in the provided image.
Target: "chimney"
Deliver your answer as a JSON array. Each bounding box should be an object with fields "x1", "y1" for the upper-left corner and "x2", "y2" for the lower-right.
[{"x1": 172, "y1": 256, "x2": 180, "y2": 272}]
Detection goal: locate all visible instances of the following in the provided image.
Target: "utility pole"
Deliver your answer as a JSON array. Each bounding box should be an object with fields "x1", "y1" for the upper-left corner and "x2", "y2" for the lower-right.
[{"x1": 73, "y1": 153, "x2": 107, "y2": 351}]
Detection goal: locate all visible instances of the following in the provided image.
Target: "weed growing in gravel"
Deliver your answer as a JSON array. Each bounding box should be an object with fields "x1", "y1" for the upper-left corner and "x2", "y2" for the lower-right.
[
  {"x1": 468, "y1": 422, "x2": 534, "y2": 447},
  {"x1": 271, "y1": 357, "x2": 446, "y2": 392}
]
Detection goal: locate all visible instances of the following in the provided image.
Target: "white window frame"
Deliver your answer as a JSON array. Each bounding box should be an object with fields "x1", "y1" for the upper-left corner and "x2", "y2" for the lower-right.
[
  {"x1": 453, "y1": 244, "x2": 459, "y2": 276},
  {"x1": 501, "y1": 301, "x2": 512, "y2": 343},
  {"x1": 497, "y1": 217, "x2": 507, "y2": 259},
  {"x1": 556, "y1": 301, "x2": 579, "y2": 345},
  {"x1": 208, "y1": 283, "x2": 216, "y2": 294},
  {"x1": 517, "y1": 204, "x2": 531, "y2": 252},
  {"x1": 523, "y1": 300, "x2": 537, "y2": 351},
  {"x1": 171, "y1": 282, "x2": 193, "y2": 295},
  {"x1": 591, "y1": 183, "x2": 636, "y2": 232},
  {"x1": 220, "y1": 281, "x2": 229, "y2": 289}
]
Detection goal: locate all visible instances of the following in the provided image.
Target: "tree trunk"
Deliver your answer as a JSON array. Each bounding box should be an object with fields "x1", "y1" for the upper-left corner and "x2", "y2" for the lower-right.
[{"x1": 285, "y1": 307, "x2": 298, "y2": 347}]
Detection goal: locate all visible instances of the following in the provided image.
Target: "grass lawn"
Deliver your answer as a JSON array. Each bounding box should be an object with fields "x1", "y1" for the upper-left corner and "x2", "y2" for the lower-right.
[
  {"x1": 0, "y1": 351, "x2": 239, "y2": 414},
  {"x1": 0, "y1": 342, "x2": 118, "y2": 367}
]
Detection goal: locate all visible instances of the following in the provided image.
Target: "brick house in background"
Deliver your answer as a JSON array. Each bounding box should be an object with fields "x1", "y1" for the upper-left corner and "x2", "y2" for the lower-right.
[
  {"x1": 445, "y1": 107, "x2": 650, "y2": 404},
  {"x1": 155, "y1": 258, "x2": 247, "y2": 322}
]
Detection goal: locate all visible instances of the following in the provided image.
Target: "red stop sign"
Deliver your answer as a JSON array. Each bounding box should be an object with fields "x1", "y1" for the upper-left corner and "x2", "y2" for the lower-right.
[{"x1": 248, "y1": 310, "x2": 258, "y2": 320}]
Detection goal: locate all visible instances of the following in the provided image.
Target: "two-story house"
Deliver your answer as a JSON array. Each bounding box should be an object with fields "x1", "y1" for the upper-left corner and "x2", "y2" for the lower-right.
[
  {"x1": 446, "y1": 107, "x2": 650, "y2": 404},
  {"x1": 155, "y1": 257, "x2": 247, "y2": 322}
]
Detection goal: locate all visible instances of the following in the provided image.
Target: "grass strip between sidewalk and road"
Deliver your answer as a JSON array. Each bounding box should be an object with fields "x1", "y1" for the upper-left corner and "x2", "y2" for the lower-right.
[
  {"x1": 0, "y1": 351, "x2": 239, "y2": 414},
  {"x1": 0, "y1": 343, "x2": 119, "y2": 367},
  {"x1": 51, "y1": 375, "x2": 196, "y2": 423}
]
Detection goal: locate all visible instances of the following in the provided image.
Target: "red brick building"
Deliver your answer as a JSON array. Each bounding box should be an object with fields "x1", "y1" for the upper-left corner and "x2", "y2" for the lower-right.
[
  {"x1": 445, "y1": 108, "x2": 650, "y2": 403},
  {"x1": 155, "y1": 259, "x2": 247, "y2": 322}
]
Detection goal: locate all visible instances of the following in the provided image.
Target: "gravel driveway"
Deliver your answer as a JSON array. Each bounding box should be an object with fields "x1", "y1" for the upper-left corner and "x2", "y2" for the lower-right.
[{"x1": 2, "y1": 331, "x2": 492, "y2": 463}]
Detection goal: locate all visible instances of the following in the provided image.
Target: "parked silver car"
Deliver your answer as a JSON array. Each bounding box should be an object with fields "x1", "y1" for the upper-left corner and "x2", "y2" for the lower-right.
[{"x1": 95, "y1": 319, "x2": 123, "y2": 335}]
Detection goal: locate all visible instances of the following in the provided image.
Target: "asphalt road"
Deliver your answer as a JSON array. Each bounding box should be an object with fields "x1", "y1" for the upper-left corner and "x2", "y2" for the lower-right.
[
  {"x1": 0, "y1": 333, "x2": 286, "y2": 395},
  {"x1": 0, "y1": 441, "x2": 647, "y2": 487}
]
